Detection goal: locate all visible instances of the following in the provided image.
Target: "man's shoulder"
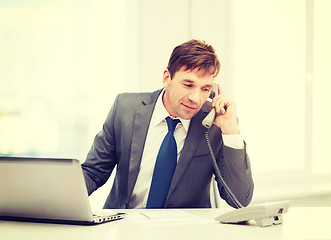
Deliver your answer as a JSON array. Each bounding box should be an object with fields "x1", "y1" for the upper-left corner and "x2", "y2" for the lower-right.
[
  {"x1": 117, "y1": 89, "x2": 162, "y2": 105},
  {"x1": 118, "y1": 90, "x2": 157, "y2": 98}
]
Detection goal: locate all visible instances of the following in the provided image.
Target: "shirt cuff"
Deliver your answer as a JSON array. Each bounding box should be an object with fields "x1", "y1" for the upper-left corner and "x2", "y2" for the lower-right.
[{"x1": 222, "y1": 134, "x2": 244, "y2": 149}]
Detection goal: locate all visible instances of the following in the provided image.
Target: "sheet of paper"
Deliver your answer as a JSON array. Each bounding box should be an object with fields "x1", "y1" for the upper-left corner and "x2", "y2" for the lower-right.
[{"x1": 127, "y1": 210, "x2": 216, "y2": 225}]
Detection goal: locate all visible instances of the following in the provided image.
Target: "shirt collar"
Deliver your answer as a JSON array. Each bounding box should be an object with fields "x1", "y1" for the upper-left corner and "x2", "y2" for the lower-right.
[{"x1": 151, "y1": 89, "x2": 191, "y2": 132}]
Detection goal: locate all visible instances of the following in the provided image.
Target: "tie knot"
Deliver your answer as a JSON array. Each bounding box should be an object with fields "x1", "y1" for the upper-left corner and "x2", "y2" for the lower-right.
[{"x1": 166, "y1": 117, "x2": 180, "y2": 132}]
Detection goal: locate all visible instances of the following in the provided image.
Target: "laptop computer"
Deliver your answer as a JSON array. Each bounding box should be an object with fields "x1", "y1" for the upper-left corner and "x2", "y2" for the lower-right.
[{"x1": 0, "y1": 156, "x2": 125, "y2": 225}]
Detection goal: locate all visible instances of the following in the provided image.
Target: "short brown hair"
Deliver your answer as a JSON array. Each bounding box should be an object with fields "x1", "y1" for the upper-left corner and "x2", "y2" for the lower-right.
[{"x1": 167, "y1": 39, "x2": 220, "y2": 78}]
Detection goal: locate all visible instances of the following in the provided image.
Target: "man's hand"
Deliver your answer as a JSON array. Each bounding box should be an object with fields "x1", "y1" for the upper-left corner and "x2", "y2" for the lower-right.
[{"x1": 211, "y1": 84, "x2": 240, "y2": 135}]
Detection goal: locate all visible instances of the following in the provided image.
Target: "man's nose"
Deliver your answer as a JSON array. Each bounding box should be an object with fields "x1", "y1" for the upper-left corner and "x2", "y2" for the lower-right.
[{"x1": 188, "y1": 89, "x2": 200, "y2": 103}]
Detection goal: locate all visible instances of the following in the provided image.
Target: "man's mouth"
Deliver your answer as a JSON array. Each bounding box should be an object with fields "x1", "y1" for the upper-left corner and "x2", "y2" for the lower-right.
[{"x1": 182, "y1": 103, "x2": 197, "y2": 111}]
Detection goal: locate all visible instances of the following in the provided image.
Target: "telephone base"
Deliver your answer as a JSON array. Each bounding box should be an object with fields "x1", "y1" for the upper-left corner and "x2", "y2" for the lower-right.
[
  {"x1": 255, "y1": 215, "x2": 283, "y2": 227},
  {"x1": 215, "y1": 200, "x2": 290, "y2": 227}
]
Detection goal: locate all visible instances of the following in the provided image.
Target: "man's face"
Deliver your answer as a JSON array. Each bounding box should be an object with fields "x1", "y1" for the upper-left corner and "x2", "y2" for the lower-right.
[{"x1": 162, "y1": 67, "x2": 216, "y2": 120}]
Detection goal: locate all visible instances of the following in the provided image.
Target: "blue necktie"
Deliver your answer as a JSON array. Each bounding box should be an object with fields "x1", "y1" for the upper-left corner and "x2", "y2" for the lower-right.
[{"x1": 146, "y1": 117, "x2": 180, "y2": 208}]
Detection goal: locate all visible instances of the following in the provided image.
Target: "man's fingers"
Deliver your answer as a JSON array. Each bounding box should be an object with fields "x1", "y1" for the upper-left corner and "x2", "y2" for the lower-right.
[
  {"x1": 217, "y1": 83, "x2": 222, "y2": 96},
  {"x1": 212, "y1": 95, "x2": 227, "y2": 115}
]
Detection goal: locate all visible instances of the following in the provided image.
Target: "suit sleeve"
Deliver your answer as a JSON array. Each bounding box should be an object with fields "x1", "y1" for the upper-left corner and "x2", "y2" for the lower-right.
[
  {"x1": 81, "y1": 95, "x2": 119, "y2": 195},
  {"x1": 216, "y1": 140, "x2": 254, "y2": 208}
]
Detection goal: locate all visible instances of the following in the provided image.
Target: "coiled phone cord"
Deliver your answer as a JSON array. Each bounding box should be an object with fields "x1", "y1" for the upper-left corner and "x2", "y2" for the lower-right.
[{"x1": 204, "y1": 130, "x2": 244, "y2": 209}]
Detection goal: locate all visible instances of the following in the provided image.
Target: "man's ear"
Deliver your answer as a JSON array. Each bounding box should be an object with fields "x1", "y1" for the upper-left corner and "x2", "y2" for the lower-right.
[{"x1": 162, "y1": 69, "x2": 171, "y2": 87}]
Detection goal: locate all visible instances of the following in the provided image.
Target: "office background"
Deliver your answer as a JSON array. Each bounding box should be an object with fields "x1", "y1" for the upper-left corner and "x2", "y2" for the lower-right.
[{"x1": 0, "y1": 0, "x2": 330, "y2": 209}]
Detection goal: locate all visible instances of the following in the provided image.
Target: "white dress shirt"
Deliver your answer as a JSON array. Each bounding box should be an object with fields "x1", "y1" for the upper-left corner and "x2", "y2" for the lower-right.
[{"x1": 127, "y1": 90, "x2": 244, "y2": 208}]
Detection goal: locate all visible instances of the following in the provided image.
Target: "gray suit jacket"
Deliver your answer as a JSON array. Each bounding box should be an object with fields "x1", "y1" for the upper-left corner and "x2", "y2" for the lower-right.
[{"x1": 82, "y1": 89, "x2": 254, "y2": 209}]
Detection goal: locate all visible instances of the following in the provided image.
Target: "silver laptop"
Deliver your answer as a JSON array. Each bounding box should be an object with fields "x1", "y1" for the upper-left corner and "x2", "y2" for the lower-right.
[{"x1": 0, "y1": 156, "x2": 125, "y2": 225}]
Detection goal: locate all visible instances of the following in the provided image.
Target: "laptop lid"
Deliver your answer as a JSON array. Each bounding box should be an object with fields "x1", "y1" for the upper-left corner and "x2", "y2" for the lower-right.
[{"x1": 0, "y1": 156, "x2": 123, "y2": 224}]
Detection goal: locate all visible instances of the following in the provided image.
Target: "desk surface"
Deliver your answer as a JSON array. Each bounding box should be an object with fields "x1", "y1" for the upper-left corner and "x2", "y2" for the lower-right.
[{"x1": 1, "y1": 207, "x2": 330, "y2": 240}]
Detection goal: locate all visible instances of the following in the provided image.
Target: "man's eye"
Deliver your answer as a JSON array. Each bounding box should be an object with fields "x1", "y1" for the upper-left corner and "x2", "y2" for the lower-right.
[
  {"x1": 184, "y1": 84, "x2": 192, "y2": 88},
  {"x1": 202, "y1": 88, "x2": 211, "y2": 92}
]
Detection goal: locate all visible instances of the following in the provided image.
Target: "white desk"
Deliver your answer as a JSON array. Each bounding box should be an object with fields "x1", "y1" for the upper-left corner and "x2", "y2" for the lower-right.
[{"x1": 1, "y1": 207, "x2": 330, "y2": 240}]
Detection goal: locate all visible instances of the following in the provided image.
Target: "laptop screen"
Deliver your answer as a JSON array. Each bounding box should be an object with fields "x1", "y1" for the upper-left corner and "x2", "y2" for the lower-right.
[{"x1": 0, "y1": 157, "x2": 93, "y2": 222}]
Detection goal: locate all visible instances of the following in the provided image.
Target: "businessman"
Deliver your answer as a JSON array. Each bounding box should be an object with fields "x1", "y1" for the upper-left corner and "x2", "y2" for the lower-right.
[{"x1": 82, "y1": 39, "x2": 254, "y2": 209}]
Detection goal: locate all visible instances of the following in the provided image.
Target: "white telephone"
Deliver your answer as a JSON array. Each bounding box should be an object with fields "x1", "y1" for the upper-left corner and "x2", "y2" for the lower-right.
[{"x1": 215, "y1": 200, "x2": 291, "y2": 227}]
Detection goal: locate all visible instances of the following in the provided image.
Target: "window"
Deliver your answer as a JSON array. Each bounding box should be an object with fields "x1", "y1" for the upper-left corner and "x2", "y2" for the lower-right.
[
  {"x1": 230, "y1": 0, "x2": 331, "y2": 201},
  {"x1": 0, "y1": 1, "x2": 128, "y2": 161},
  {"x1": 232, "y1": 0, "x2": 306, "y2": 172}
]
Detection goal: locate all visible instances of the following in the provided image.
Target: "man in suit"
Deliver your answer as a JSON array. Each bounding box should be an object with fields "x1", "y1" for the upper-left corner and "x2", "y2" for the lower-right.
[{"x1": 82, "y1": 39, "x2": 254, "y2": 209}]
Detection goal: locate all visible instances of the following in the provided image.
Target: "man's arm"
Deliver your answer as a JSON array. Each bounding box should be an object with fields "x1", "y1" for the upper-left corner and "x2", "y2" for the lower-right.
[
  {"x1": 217, "y1": 143, "x2": 254, "y2": 208},
  {"x1": 81, "y1": 96, "x2": 119, "y2": 195},
  {"x1": 211, "y1": 84, "x2": 254, "y2": 207}
]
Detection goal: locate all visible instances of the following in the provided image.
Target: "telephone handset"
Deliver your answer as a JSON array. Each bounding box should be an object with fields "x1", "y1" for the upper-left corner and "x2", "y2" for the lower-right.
[{"x1": 202, "y1": 83, "x2": 219, "y2": 128}]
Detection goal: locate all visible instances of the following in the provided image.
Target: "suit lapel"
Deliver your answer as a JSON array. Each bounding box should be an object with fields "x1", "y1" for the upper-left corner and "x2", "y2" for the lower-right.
[
  {"x1": 167, "y1": 104, "x2": 210, "y2": 198},
  {"x1": 127, "y1": 90, "x2": 162, "y2": 198}
]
